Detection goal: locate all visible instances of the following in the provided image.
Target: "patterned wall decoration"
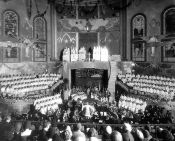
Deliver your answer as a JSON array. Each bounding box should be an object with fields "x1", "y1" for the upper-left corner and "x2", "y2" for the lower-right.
[
  {"x1": 99, "y1": 31, "x2": 120, "y2": 56},
  {"x1": 2, "y1": 10, "x2": 19, "y2": 37},
  {"x1": 56, "y1": 4, "x2": 76, "y2": 19},
  {"x1": 57, "y1": 32, "x2": 77, "y2": 60},
  {"x1": 131, "y1": 14, "x2": 146, "y2": 62},
  {"x1": 99, "y1": 5, "x2": 119, "y2": 18},
  {"x1": 78, "y1": 5, "x2": 98, "y2": 19},
  {"x1": 57, "y1": 18, "x2": 119, "y2": 32}
]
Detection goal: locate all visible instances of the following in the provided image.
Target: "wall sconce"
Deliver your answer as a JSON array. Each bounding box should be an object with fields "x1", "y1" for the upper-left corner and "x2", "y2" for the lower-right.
[{"x1": 85, "y1": 20, "x2": 92, "y2": 32}]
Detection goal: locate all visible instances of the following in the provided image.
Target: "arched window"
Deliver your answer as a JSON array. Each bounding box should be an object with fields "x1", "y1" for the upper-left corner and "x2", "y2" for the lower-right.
[
  {"x1": 162, "y1": 6, "x2": 175, "y2": 62},
  {"x1": 33, "y1": 16, "x2": 47, "y2": 61},
  {"x1": 2, "y1": 10, "x2": 19, "y2": 37},
  {"x1": 131, "y1": 14, "x2": 146, "y2": 62}
]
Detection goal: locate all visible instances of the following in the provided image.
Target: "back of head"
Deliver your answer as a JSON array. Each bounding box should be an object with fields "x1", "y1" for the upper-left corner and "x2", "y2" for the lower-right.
[
  {"x1": 75, "y1": 123, "x2": 82, "y2": 131},
  {"x1": 15, "y1": 122, "x2": 22, "y2": 132},
  {"x1": 87, "y1": 128, "x2": 98, "y2": 138},
  {"x1": 161, "y1": 129, "x2": 174, "y2": 141},
  {"x1": 112, "y1": 131, "x2": 123, "y2": 141},
  {"x1": 106, "y1": 126, "x2": 112, "y2": 135},
  {"x1": 123, "y1": 123, "x2": 132, "y2": 132}
]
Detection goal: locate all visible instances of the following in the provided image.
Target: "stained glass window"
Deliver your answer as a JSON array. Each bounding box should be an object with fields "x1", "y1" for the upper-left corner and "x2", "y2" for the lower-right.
[
  {"x1": 3, "y1": 10, "x2": 19, "y2": 37},
  {"x1": 33, "y1": 16, "x2": 47, "y2": 61},
  {"x1": 131, "y1": 14, "x2": 146, "y2": 62}
]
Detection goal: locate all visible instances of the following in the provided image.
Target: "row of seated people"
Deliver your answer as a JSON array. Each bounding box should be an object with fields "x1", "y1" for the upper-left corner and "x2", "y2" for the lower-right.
[
  {"x1": 0, "y1": 115, "x2": 174, "y2": 141},
  {"x1": 0, "y1": 73, "x2": 61, "y2": 87},
  {"x1": 24, "y1": 93, "x2": 172, "y2": 125},
  {"x1": 118, "y1": 73, "x2": 175, "y2": 101},
  {"x1": 0, "y1": 73, "x2": 60, "y2": 81},
  {"x1": 118, "y1": 95, "x2": 147, "y2": 113},
  {"x1": 34, "y1": 94, "x2": 63, "y2": 115},
  {"x1": 0, "y1": 73, "x2": 62, "y2": 98}
]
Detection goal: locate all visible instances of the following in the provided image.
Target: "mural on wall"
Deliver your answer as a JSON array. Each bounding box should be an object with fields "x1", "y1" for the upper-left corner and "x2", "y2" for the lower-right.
[
  {"x1": 99, "y1": 31, "x2": 120, "y2": 56},
  {"x1": 56, "y1": 4, "x2": 76, "y2": 19},
  {"x1": 79, "y1": 33, "x2": 97, "y2": 54},
  {"x1": 131, "y1": 14, "x2": 146, "y2": 62},
  {"x1": 3, "y1": 47, "x2": 20, "y2": 62},
  {"x1": 78, "y1": 5, "x2": 98, "y2": 19},
  {"x1": 57, "y1": 17, "x2": 120, "y2": 58},
  {"x1": 5, "y1": 46, "x2": 17, "y2": 58},
  {"x1": 3, "y1": 10, "x2": 19, "y2": 37},
  {"x1": 57, "y1": 32, "x2": 77, "y2": 60},
  {"x1": 99, "y1": 5, "x2": 119, "y2": 18},
  {"x1": 33, "y1": 16, "x2": 47, "y2": 62},
  {"x1": 163, "y1": 41, "x2": 175, "y2": 62},
  {"x1": 57, "y1": 18, "x2": 119, "y2": 32}
]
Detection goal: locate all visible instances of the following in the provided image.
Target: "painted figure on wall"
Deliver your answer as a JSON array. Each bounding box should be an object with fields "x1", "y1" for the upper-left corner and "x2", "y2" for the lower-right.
[
  {"x1": 165, "y1": 42, "x2": 175, "y2": 57},
  {"x1": 33, "y1": 16, "x2": 47, "y2": 61},
  {"x1": 131, "y1": 14, "x2": 146, "y2": 61},
  {"x1": 3, "y1": 10, "x2": 19, "y2": 37},
  {"x1": 5, "y1": 46, "x2": 18, "y2": 58}
]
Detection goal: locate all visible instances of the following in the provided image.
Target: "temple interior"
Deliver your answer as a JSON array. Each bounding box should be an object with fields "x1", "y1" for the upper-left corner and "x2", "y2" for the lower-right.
[{"x1": 1, "y1": 0, "x2": 175, "y2": 141}]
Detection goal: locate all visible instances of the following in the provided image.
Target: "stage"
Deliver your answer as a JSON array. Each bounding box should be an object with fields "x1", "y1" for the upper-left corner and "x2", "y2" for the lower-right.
[{"x1": 63, "y1": 61, "x2": 110, "y2": 89}]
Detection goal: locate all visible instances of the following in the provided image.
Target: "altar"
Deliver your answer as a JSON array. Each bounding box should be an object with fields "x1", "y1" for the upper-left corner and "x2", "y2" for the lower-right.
[{"x1": 63, "y1": 61, "x2": 110, "y2": 89}]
